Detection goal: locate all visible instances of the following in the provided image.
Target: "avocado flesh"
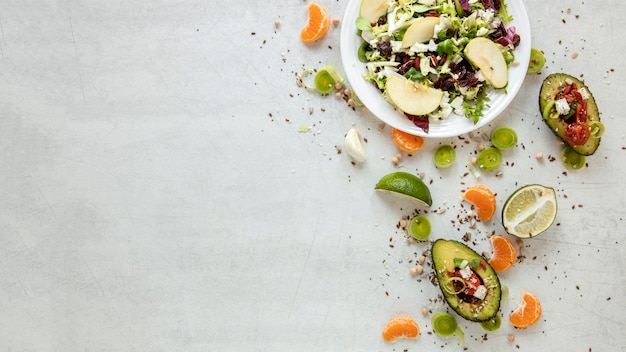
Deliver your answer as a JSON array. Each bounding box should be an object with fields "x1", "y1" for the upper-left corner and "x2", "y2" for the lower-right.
[
  {"x1": 431, "y1": 239, "x2": 501, "y2": 322},
  {"x1": 539, "y1": 73, "x2": 601, "y2": 156}
]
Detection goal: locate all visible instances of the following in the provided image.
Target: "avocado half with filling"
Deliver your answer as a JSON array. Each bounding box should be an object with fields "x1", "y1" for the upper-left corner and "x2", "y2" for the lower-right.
[
  {"x1": 431, "y1": 239, "x2": 501, "y2": 322},
  {"x1": 539, "y1": 73, "x2": 602, "y2": 155}
]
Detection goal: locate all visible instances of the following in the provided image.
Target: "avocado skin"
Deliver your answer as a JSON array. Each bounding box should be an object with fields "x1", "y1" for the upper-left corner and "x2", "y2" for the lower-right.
[
  {"x1": 431, "y1": 239, "x2": 501, "y2": 322},
  {"x1": 538, "y1": 73, "x2": 601, "y2": 156}
]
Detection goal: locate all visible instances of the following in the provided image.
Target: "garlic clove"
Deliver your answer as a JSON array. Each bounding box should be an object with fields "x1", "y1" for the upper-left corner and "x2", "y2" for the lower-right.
[{"x1": 344, "y1": 127, "x2": 367, "y2": 163}]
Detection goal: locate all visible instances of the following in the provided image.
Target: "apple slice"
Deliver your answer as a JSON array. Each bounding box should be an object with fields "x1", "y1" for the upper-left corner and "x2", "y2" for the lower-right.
[
  {"x1": 401, "y1": 17, "x2": 440, "y2": 48},
  {"x1": 359, "y1": 0, "x2": 388, "y2": 23},
  {"x1": 386, "y1": 75, "x2": 443, "y2": 116},
  {"x1": 464, "y1": 37, "x2": 508, "y2": 89}
]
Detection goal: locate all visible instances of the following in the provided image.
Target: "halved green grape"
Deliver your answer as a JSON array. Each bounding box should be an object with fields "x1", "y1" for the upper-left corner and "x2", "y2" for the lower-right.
[
  {"x1": 490, "y1": 127, "x2": 517, "y2": 150},
  {"x1": 476, "y1": 147, "x2": 502, "y2": 171},
  {"x1": 480, "y1": 314, "x2": 501, "y2": 331},
  {"x1": 408, "y1": 215, "x2": 431, "y2": 240},
  {"x1": 527, "y1": 48, "x2": 546, "y2": 74},
  {"x1": 561, "y1": 145, "x2": 586, "y2": 170},
  {"x1": 434, "y1": 144, "x2": 456, "y2": 168}
]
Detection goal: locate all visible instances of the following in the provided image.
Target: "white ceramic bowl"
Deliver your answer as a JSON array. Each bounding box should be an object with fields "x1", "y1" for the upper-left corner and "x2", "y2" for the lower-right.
[{"x1": 340, "y1": 0, "x2": 531, "y2": 138}]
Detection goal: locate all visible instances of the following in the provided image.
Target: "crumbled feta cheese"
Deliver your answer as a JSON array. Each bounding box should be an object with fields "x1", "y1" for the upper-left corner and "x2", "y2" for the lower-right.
[
  {"x1": 475, "y1": 70, "x2": 486, "y2": 82},
  {"x1": 555, "y1": 98, "x2": 570, "y2": 115},
  {"x1": 578, "y1": 87, "x2": 591, "y2": 100},
  {"x1": 433, "y1": 15, "x2": 450, "y2": 38},
  {"x1": 477, "y1": 9, "x2": 495, "y2": 22},
  {"x1": 409, "y1": 39, "x2": 439, "y2": 55},
  {"x1": 489, "y1": 17, "x2": 502, "y2": 30},
  {"x1": 459, "y1": 265, "x2": 472, "y2": 279},
  {"x1": 450, "y1": 96, "x2": 464, "y2": 115},
  {"x1": 390, "y1": 40, "x2": 403, "y2": 53},
  {"x1": 439, "y1": 104, "x2": 452, "y2": 119},
  {"x1": 473, "y1": 285, "x2": 487, "y2": 300},
  {"x1": 439, "y1": 95, "x2": 453, "y2": 118},
  {"x1": 476, "y1": 27, "x2": 490, "y2": 37}
]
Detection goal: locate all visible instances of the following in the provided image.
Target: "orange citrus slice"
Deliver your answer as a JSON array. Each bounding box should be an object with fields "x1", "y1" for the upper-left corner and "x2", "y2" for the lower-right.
[
  {"x1": 300, "y1": 2, "x2": 330, "y2": 43},
  {"x1": 461, "y1": 185, "x2": 496, "y2": 222},
  {"x1": 509, "y1": 291, "x2": 542, "y2": 328},
  {"x1": 392, "y1": 128, "x2": 425, "y2": 153},
  {"x1": 382, "y1": 315, "x2": 420, "y2": 342},
  {"x1": 488, "y1": 235, "x2": 517, "y2": 272}
]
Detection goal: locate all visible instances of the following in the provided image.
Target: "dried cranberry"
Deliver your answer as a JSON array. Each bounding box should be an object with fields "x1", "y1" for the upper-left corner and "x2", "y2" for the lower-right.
[
  {"x1": 512, "y1": 33, "x2": 521, "y2": 47},
  {"x1": 434, "y1": 76, "x2": 456, "y2": 91},
  {"x1": 377, "y1": 41, "x2": 392, "y2": 58},
  {"x1": 397, "y1": 60, "x2": 415, "y2": 75}
]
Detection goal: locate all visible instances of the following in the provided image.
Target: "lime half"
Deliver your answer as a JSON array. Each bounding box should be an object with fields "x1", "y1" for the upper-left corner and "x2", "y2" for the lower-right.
[
  {"x1": 502, "y1": 184, "x2": 557, "y2": 238},
  {"x1": 375, "y1": 171, "x2": 432, "y2": 207}
]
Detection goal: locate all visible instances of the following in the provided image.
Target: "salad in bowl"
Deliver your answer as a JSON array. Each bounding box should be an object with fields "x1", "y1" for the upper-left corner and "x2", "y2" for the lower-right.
[{"x1": 341, "y1": 0, "x2": 530, "y2": 136}]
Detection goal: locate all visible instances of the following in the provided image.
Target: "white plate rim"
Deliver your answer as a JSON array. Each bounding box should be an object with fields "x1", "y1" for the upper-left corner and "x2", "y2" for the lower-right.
[{"x1": 340, "y1": 0, "x2": 532, "y2": 138}]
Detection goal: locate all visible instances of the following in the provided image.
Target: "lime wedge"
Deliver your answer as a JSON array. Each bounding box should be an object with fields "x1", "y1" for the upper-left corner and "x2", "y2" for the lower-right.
[
  {"x1": 375, "y1": 171, "x2": 432, "y2": 207},
  {"x1": 502, "y1": 184, "x2": 557, "y2": 238}
]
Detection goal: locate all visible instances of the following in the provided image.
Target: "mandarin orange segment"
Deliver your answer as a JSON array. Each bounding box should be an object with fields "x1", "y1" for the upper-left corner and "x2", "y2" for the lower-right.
[
  {"x1": 461, "y1": 185, "x2": 496, "y2": 222},
  {"x1": 300, "y1": 2, "x2": 330, "y2": 43},
  {"x1": 382, "y1": 315, "x2": 420, "y2": 342},
  {"x1": 488, "y1": 235, "x2": 517, "y2": 272},
  {"x1": 509, "y1": 290, "x2": 542, "y2": 328},
  {"x1": 392, "y1": 128, "x2": 425, "y2": 153}
]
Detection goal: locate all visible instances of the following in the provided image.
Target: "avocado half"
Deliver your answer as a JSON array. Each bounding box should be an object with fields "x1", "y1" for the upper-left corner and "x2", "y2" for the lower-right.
[
  {"x1": 431, "y1": 239, "x2": 501, "y2": 322},
  {"x1": 539, "y1": 73, "x2": 602, "y2": 155}
]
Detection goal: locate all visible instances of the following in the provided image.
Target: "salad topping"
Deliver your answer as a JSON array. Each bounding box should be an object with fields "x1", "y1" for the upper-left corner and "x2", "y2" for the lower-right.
[
  {"x1": 356, "y1": 0, "x2": 520, "y2": 132},
  {"x1": 544, "y1": 79, "x2": 601, "y2": 146}
]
